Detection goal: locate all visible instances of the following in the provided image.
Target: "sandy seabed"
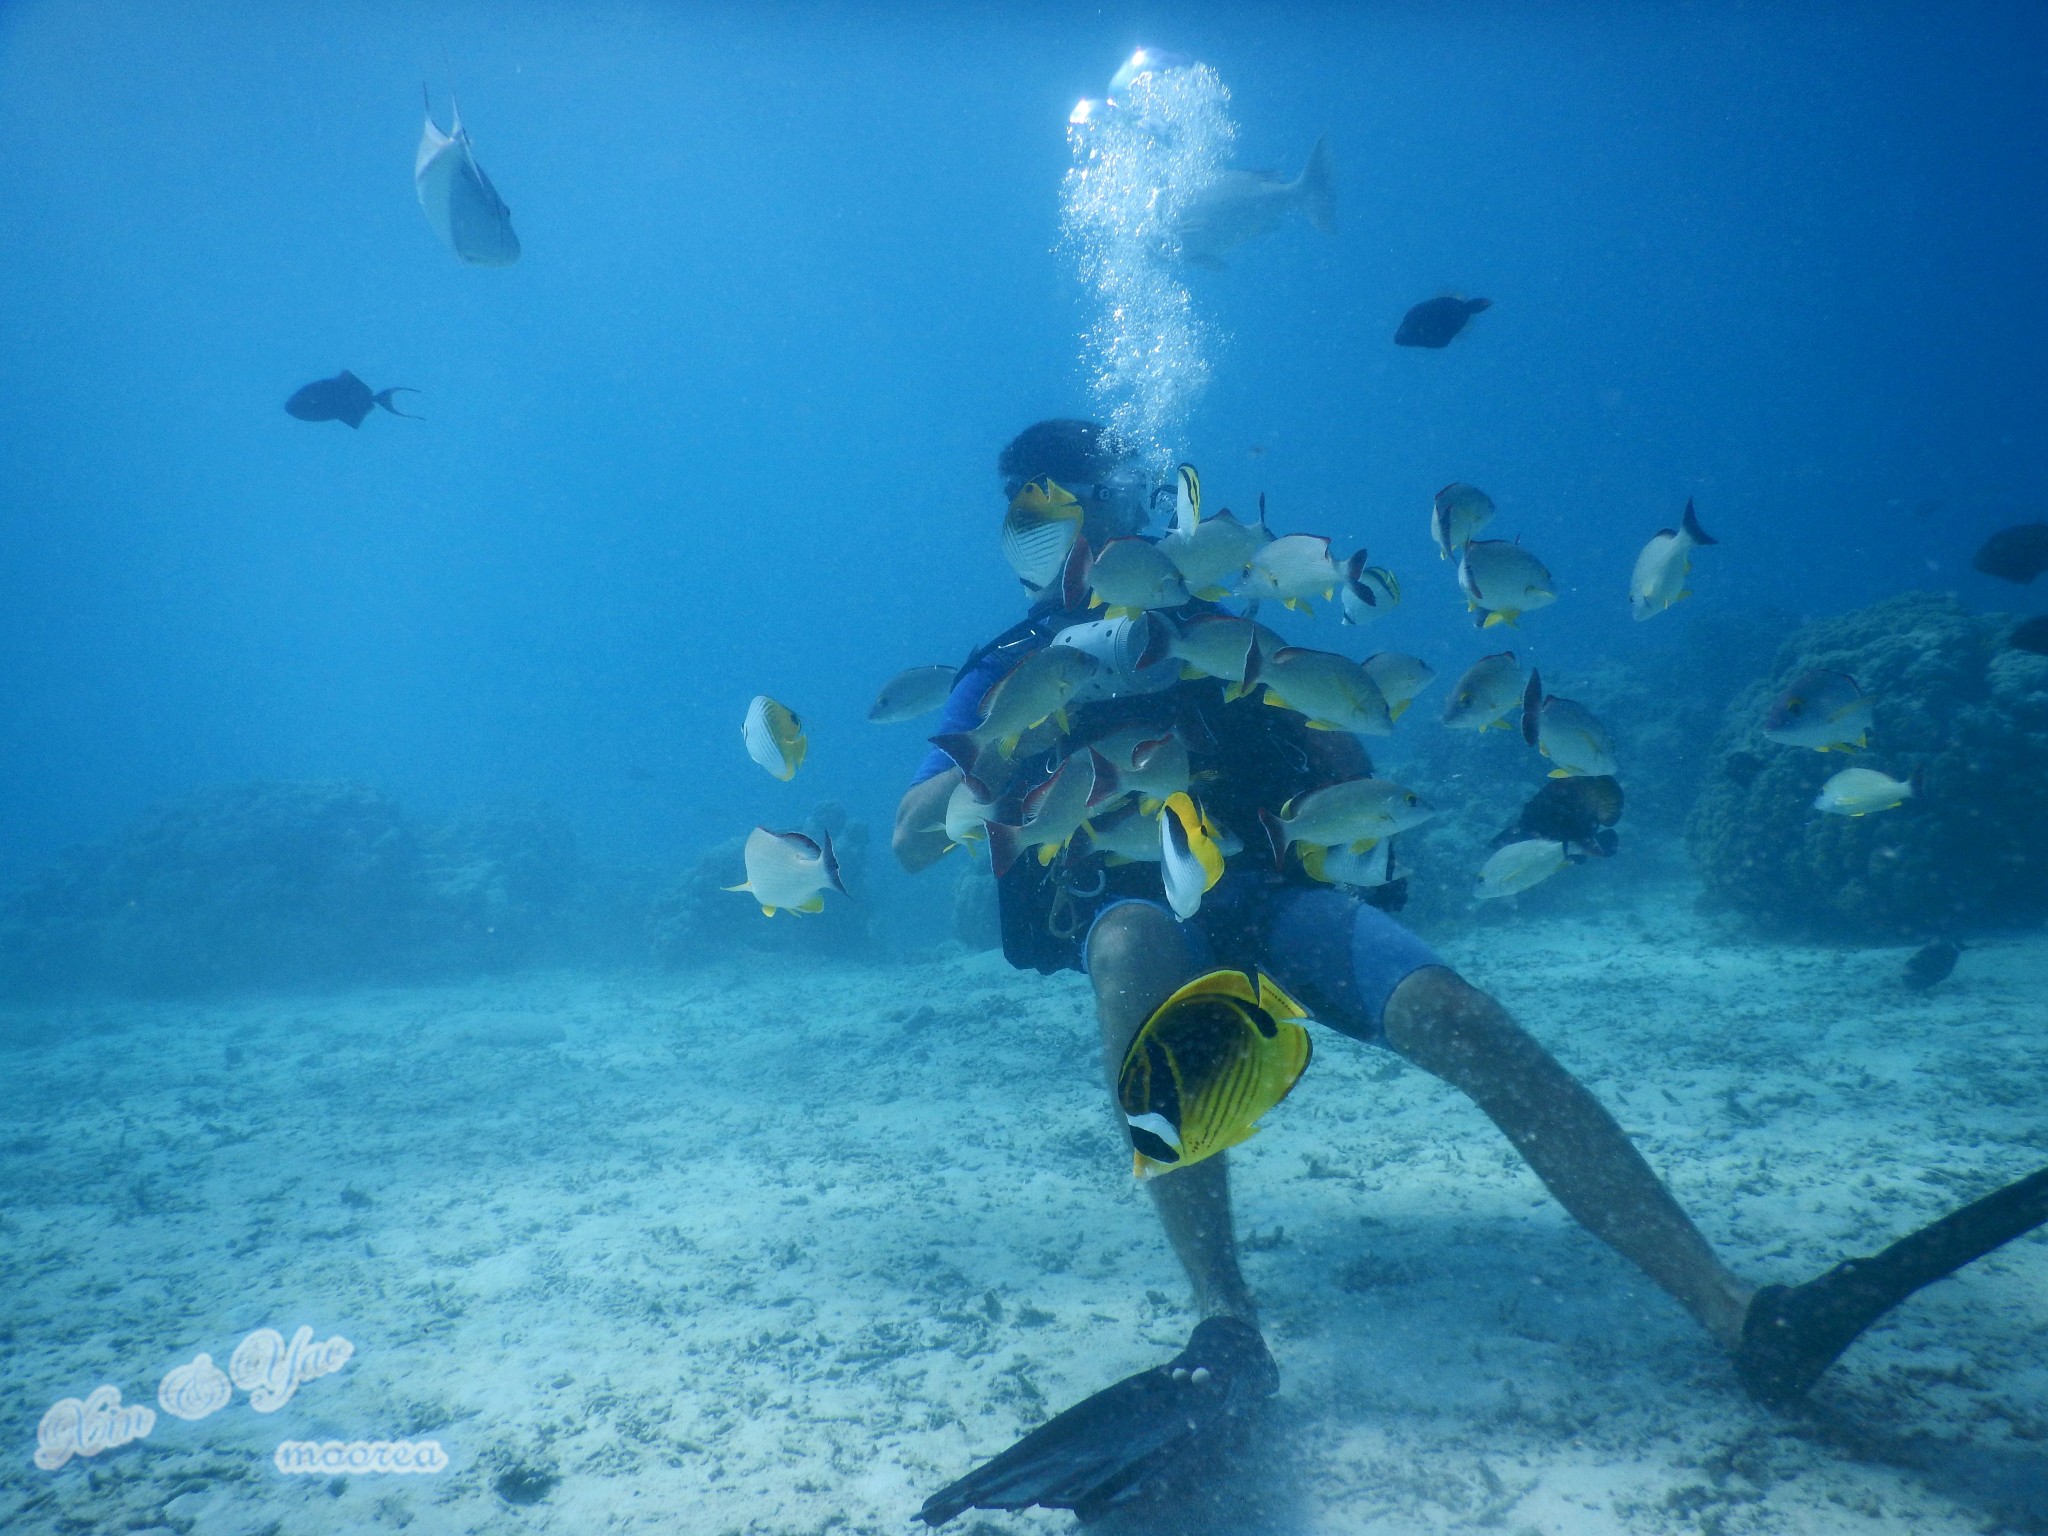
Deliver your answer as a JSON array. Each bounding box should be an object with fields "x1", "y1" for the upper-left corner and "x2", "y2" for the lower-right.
[{"x1": 2, "y1": 890, "x2": 2045, "y2": 1536}]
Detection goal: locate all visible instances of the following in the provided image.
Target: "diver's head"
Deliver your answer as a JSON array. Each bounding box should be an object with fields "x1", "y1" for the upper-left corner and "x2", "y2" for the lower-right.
[{"x1": 999, "y1": 418, "x2": 1151, "y2": 543}]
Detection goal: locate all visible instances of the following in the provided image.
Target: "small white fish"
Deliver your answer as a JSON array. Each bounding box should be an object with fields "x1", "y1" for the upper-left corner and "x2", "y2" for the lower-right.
[
  {"x1": 1339, "y1": 553, "x2": 1401, "y2": 624},
  {"x1": 1172, "y1": 137, "x2": 1336, "y2": 269},
  {"x1": 868, "y1": 665, "x2": 959, "y2": 724},
  {"x1": 1258, "y1": 647, "x2": 1393, "y2": 736},
  {"x1": 726, "y1": 827, "x2": 846, "y2": 916},
  {"x1": 944, "y1": 778, "x2": 997, "y2": 852},
  {"x1": 1089, "y1": 537, "x2": 1190, "y2": 615},
  {"x1": 1458, "y1": 539, "x2": 1556, "y2": 627},
  {"x1": 1362, "y1": 653, "x2": 1436, "y2": 721},
  {"x1": 1441, "y1": 652, "x2": 1522, "y2": 732},
  {"x1": 1431, "y1": 484, "x2": 1494, "y2": 560},
  {"x1": 742, "y1": 696, "x2": 806, "y2": 781},
  {"x1": 1474, "y1": 839, "x2": 1573, "y2": 899},
  {"x1": 414, "y1": 91, "x2": 519, "y2": 268},
  {"x1": 1244, "y1": 533, "x2": 1341, "y2": 612},
  {"x1": 1520, "y1": 672, "x2": 1616, "y2": 777},
  {"x1": 1630, "y1": 500, "x2": 1717, "y2": 621},
  {"x1": 1815, "y1": 766, "x2": 1918, "y2": 817},
  {"x1": 1763, "y1": 668, "x2": 1872, "y2": 752},
  {"x1": 1159, "y1": 793, "x2": 1226, "y2": 919}
]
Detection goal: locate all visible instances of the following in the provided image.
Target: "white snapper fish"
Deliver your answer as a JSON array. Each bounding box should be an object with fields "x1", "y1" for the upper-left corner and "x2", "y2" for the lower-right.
[
  {"x1": 1171, "y1": 137, "x2": 1335, "y2": 270},
  {"x1": 1258, "y1": 777, "x2": 1434, "y2": 867},
  {"x1": 1161, "y1": 508, "x2": 1270, "y2": 598},
  {"x1": 414, "y1": 90, "x2": 520, "y2": 267},
  {"x1": 1630, "y1": 500, "x2": 1718, "y2": 620},
  {"x1": 1244, "y1": 533, "x2": 1341, "y2": 612},
  {"x1": 1167, "y1": 613, "x2": 1263, "y2": 691},
  {"x1": 986, "y1": 748, "x2": 1123, "y2": 875},
  {"x1": 742, "y1": 696, "x2": 807, "y2": 781},
  {"x1": 1520, "y1": 671, "x2": 1617, "y2": 777},
  {"x1": 868, "y1": 665, "x2": 959, "y2": 724},
  {"x1": 1815, "y1": 765, "x2": 1919, "y2": 817},
  {"x1": 1474, "y1": 838, "x2": 1573, "y2": 899},
  {"x1": 1431, "y1": 483, "x2": 1494, "y2": 560},
  {"x1": 1087, "y1": 724, "x2": 1193, "y2": 812},
  {"x1": 1763, "y1": 669, "x2": 1872, "y2": 752},
  {"x1": 1088, "y1": 537, "x2": 1191, "y2": 615},
  {"x1": 931, "y1": 646, "x2": 1101, "y2": 792},
  {"x1": 1362, "y1": 653, "x2": 1436, "y2": 721},
  {"x1": 1441, "y1": 651, "x2": 1523, "y2": 731},
  {"x1": 1258, "y1": 647, "x2": 1393, "y2": 735},
  {"x1": 1458, "y1": 539, "x2": 1556, "y2": 627},
  {"x1": 726, "y1": 826, "x2": 846, "y2": 916}
]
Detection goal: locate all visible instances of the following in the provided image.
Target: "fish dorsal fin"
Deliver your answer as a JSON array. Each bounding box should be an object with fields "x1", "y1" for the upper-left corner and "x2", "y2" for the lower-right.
[
  {"x1": 1254, "y1": 972, "x2": 1309, "y2": 1023},
  {"x1": 1159, "y1": 968, "x2": 1258, "y2": 1013}
]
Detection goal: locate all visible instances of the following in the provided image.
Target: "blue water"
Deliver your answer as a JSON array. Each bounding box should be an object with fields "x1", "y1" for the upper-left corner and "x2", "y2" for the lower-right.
[{"x1": 3, "y1": 3, "x2": 2047, "y2": 1531}]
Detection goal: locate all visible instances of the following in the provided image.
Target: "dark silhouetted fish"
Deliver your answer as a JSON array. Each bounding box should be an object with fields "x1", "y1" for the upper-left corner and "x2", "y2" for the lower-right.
[
  {"x1": 1902, "y1": 939, "x2": 1962, "y2": 991},
  {"x1": 284, "y1": 371, "x2": 422, "y2": 429},
  {"x1": 1495, "y1": 775, "x2": 1623, "y2": 856},
  {"x1": 1395, "y1": 295, "x2": 1490, "y2": 348},
  {"x1": 416, "y1": 90, "x2": 520, "y2": 267},
  {"x1": 1972, "y1": 523, "x2": 2048, "y2": 584},
  {"x1": 2009, "y1": 615, "x2": 2048, "y2": 655}
]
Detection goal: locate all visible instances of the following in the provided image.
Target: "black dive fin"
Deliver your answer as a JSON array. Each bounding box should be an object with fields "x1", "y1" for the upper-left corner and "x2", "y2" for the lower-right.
[
  {"x1": 1736, "y1": 1163, "x2": 2048, "y2": 1407},
  {"x1": 918, "y1": 1316, "x2": 1276, "y2": 1527}
]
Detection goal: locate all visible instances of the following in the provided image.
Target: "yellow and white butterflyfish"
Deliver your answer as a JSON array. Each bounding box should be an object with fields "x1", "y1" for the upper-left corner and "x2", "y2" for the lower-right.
[
  {"x1": 1117, "y1": 968, "x2": 1312, "y2": 1179},
  {"x1": 1172, "y1": 462, "x2": 1201, "y2": 538},
  {"x1": 1339, "y1": 552, "x2": 1402, "y2": 624},
  {"x1": 742, "y1": 696, "x2": 807, "y2": 781},
  {"x1": 1629, "y1": 499, "x2": 1717, "y2": 621},
  {"x1": 725, "y1": 826, "x2": 847, "y2": 916},
  {"x1": 1000, "y1": 477, "x2": 1086, "y2": 590},
  {"x1": 1458, "y1": 538, "x2": 1555, "y2": 627},
  {"x1": 1159, "y1": 791, "x2": 1228, "y2": 919}
]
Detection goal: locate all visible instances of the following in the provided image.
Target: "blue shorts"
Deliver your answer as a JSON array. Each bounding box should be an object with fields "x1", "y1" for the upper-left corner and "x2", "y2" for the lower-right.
[{"x1": 1081, "y1": 874, "x2": 1444, "y2": 1045}]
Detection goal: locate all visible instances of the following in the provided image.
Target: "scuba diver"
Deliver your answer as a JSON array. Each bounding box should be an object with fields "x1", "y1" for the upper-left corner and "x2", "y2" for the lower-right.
[{"x1": 893, "y1": 419, "x2": 2048, "y2": 1526}]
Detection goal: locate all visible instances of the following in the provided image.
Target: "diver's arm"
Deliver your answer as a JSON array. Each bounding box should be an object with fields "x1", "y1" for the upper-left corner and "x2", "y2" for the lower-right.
[{"x1": 893, "y1": 769, "x2": 962, "y2": 873}]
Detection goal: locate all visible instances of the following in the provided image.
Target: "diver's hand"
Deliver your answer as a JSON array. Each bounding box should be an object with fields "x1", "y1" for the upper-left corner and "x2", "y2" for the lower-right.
[{"x1": 893, "y1": 769, "x2": 962, "y2": 873}]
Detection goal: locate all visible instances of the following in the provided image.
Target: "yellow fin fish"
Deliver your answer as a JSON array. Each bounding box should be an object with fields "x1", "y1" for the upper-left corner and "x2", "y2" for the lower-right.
[
  {"x1": 1118, "y1": 969, "x2": 1313, "y2": 1179},
  {"x1": 742, "y1": 696, "x2": 807, "y2": 781},
  {"x1": 1160, "y1": 792, "x2": 1226, "y2": 919},
  {"x1": 724, "y1": 826, "x2": 846, "y2": 916},
  {"x1": 1000, "y1": 477, "x2": 1085, "y2": 589}
]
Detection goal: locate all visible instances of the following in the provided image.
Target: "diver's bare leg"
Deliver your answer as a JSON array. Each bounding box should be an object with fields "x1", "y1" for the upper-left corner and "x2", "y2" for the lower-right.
[
  {"x1": 1088, "y1": 904, "x2": 1258, "y2": 1325},
  {"x1": 1383, "y1": 967, "x2": 1752, "y2": 1348}
]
